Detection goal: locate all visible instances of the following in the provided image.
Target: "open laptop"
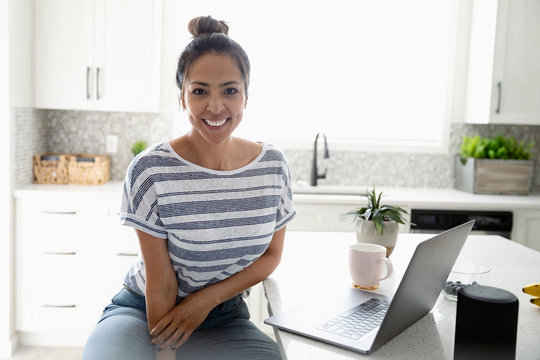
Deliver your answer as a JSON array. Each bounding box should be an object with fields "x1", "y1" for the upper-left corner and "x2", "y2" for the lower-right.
[{"x1": 264, "y1": 220, "x2": 475, "y2": 354}]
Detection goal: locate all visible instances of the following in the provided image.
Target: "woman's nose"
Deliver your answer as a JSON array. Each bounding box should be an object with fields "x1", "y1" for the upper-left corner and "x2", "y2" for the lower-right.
[{"x1": 207, "y1": 94, "x2": 225, "y2": 113}]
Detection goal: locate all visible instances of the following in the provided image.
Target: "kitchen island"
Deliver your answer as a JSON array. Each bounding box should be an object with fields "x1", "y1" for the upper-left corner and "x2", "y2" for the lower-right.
[
  {"x1": 263, "y1": 231, "x2": 540, "y2": 359},
  {"x1": 11, "y1": 183, "x2": 540, "y2": 346}
]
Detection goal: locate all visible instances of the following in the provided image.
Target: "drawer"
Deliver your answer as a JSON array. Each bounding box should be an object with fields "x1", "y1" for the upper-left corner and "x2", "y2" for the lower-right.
[
  {"x1": 16, "y1": 197, "x2": 110, "y2": 227},
  {"x1": 18, "y1": 277, "x2": 92, "y2": 331}
]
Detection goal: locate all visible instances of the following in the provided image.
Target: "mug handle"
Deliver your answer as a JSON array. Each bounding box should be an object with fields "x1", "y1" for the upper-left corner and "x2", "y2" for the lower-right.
[{"x1": 377, "y1": 258, "x2": 394, "y2": 281}]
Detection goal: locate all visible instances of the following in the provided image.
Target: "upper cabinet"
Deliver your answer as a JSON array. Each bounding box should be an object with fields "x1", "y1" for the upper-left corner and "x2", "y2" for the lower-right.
[
  {"x1": 464, "y1": 0, "x2": 540, "y2": 125},
  {"x1": 34, "y1": 0, "x2": 161, "y2": 113}
]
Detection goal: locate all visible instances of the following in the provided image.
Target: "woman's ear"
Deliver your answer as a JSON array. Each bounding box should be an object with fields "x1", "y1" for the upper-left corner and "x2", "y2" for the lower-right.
[
  {"x1": 244, "y1": 95, "x2": 248, "y2": 108},
  {"x1": 180, "y1": 92, "x2": 186, "y2": 110}
]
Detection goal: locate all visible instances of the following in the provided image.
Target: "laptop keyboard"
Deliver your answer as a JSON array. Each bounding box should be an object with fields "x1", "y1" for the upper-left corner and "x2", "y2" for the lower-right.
[{"x1": 317, "y1": 298, "x2": 388, "y2": 340}]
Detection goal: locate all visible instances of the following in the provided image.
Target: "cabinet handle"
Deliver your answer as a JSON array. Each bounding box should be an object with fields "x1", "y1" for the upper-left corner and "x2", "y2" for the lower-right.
[
  {"x1": 43, "y1": 251, "x2": 77, "y2": 255},
  {"x1": 41, "y1": 210, "x2": 77, "y2": 215},
  {"x1": 96, "y1": 67, "x2": 101, "y2": 100},
  {"x1": 495, "y1": 82, "x2": 502, "y2": 114},
  {"x1": 41, "y1": 304, "x2": 77, "y2": 308},
  {"x1": 86, "y1": 67, "x2": 92, "y2": 100},
  {"x1": 116, "y1": 252, "x2": 138, "y2": 257}
]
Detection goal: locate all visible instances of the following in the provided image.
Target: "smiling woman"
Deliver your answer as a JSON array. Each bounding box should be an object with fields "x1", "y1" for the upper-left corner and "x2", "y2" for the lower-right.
[
  {"x1": 82, "y1": 15, "x2": 294, "y2": 360},
  {"x1": 173, "y1": 0, "x2": 458, "y2": 152}
]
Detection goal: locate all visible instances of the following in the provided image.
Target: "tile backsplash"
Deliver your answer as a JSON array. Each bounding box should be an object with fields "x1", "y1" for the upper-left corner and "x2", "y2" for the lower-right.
[
  {"x1": 14, "y1": 108, "x2": 172, "y2": 188},
  {"x1": 14, "y1": 108, "x2": 540, "y2": 192}
]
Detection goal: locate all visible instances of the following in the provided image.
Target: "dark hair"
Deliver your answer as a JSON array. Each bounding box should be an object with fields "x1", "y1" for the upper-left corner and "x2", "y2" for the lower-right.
[{"x1": 176, "y1": 16, "x2": 251, "y2": 96}]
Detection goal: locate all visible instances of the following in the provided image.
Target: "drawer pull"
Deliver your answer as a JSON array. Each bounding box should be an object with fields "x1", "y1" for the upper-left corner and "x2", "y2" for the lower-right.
[
  {"x1": 116, "y1": 252, "x2": 138, "y2": 257},
  {"x1": 43, "y1": 251, "x2": 76, "y2": 255},
  {"x1": 41, "y1": 210, "x2": 77, "y2": 215},
  {"x1": 41, "y1": 304, "x2": 77, "y2": 308}
]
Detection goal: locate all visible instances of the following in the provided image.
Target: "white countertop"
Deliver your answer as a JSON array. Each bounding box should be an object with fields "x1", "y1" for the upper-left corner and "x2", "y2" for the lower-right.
[
  {"x1": 13, "y1": 181, "x2": 124, "y2": 198},
  {"x1": 293, "y1": 185, "x2": 540, "y2": 210},
  {"x1": 13, "y1": 182, "x2": 540, "y2": 211},
  {"x1": 264, "y1": 232, "x2": 540, "y2": 359}
]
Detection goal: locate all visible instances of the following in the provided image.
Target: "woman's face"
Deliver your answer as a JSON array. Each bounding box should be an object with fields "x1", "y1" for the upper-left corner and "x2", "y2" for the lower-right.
[{"x1": 182, "y1": 53, "x2": 247, "y2": 146}]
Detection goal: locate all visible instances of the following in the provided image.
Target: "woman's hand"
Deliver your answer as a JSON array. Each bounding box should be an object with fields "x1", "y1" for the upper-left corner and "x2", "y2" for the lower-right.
[{"x1": 150, "y1": 290, "x2": 215, "y2": 351}]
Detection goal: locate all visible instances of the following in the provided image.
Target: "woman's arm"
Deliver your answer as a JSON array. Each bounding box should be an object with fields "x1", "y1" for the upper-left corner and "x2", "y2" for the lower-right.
[
  {"x1": 150, "y1": 226, "x2": 287, "y2": 350},
  {"x1": 136, "y1": 229, "x2": 178, "y2": 360}
]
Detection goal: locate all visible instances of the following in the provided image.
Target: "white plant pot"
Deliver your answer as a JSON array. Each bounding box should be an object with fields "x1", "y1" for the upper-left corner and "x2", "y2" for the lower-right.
[{"x1": 355, "y1": 219, "x2": 399, "y2": 257}]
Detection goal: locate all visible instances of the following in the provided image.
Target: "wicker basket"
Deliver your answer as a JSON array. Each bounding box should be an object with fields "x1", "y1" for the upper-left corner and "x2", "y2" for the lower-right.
[
  {"x1": 67, "y1": 154, "x2": 110, "y2": 185},
  {"x1": 33, "y1": 154, "x2": 69, "y2": 184}
]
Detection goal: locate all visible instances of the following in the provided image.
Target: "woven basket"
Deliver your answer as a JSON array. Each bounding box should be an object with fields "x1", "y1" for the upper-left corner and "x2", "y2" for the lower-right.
[
  {"x1": 67, "y1": 154, "x2": 110, "y2": 185},
  {"x1": 33, "y1": 154, "x2": 69, "y2": 184}
]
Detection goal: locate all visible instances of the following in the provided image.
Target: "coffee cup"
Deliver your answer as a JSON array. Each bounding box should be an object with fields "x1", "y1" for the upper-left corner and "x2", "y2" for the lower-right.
[{"x1": 349, "y1": 243, "x2": 393, "y2": 290}]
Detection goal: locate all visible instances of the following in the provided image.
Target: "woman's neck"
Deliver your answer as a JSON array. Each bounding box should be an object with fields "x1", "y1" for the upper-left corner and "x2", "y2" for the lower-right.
[{"x1": 170, "y1": 132, "x2": 262, "y2": 171}]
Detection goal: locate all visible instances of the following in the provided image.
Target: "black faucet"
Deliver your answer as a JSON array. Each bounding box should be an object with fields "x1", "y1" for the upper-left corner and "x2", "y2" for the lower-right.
[{"x1": 310, "y1": 132, "x2": 330, "y2": 186}]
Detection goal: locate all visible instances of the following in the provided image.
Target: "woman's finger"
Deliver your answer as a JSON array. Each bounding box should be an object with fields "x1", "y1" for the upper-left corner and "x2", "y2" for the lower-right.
[
  {"x1": 150, "y1": 315, "x2": 173, "y2": 339},
  {"x1": 172, "y1": 329, "x2": 194, "y2": 350}
]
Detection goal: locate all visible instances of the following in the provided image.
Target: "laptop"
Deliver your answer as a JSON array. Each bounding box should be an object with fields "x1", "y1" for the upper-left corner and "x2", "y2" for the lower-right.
[{"x1": 264, "y1": 220, "x2": 475, "y2": 354}]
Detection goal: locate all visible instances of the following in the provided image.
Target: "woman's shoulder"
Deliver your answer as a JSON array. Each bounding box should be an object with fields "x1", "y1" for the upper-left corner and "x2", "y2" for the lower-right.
[
  {"x1": 125, "y1": 142, "x2": 179, "y2": 182},
  {"x1": 259, "y1": 143, "x2": 288, "y2": 163}
]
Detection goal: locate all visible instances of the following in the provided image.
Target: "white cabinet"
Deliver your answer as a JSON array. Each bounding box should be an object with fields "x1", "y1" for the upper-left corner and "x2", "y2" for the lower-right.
[
  {"x1": 464, "y1": 0, "x2": 540, "y2": 125},
  {"x1": 15, "y1": 193, "x2": 138, "y2": 346},
  {"x1": 290, "y1": 202, "x2": 411, "y2": 233},
  {"x1": 34, "y1": 0, "x2": 161, "y2": 112},
  {"x1": 511, "y1": 209, "x2": 540, "y2": 252}
]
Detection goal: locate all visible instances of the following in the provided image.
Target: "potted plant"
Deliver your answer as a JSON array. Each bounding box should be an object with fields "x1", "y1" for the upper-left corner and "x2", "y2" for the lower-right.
[
  {"x1": 346, "y1": 188, "x2": 409, "y2": 257},
  {"x1": 456, "y1": 134, "x2": 535, "y2": 194},
  {"x1": 130, "y1": 140, "x2": 148, "y2": 157}
]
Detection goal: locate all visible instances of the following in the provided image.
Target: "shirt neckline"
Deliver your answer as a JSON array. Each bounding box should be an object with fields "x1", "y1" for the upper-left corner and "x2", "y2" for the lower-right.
[{"x1": 163, "y1": 141, "x2": 268, "y2": 175}]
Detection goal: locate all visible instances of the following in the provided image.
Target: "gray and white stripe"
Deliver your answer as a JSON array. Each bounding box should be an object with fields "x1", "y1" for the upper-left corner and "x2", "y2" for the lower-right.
[{"x1": 120, "y1": 142, "x2": 295, "y2": 298}]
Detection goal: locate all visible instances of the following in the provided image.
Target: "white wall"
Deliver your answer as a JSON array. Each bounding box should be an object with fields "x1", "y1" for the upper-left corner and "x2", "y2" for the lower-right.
[
  {"x1": 1, "y1": 0, "x2": 33, "y2": 355},
  {"x1": 0, "y1": 0, "x2": 15, "y2": 355},
  {"x1": 9, "y1": 0, "x2": 33, "y2": 108}
]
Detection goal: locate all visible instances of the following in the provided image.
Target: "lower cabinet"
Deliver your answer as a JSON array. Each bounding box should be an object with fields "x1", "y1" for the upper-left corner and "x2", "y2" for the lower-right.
[
  {"x1": 15, "y1": 194, "x2": 138, "y2": 346},
  {"x1": 290, "y1": 201, "x2": 411, "y2": 233},
  {"x1": 512, "y1": 209, "x2": 540, "y2": 252}
]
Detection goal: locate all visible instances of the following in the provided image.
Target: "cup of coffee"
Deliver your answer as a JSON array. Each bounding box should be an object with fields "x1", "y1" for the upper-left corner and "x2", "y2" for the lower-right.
[{"x1": 349, "y1": 243, "x2": 393, "y2": 290}]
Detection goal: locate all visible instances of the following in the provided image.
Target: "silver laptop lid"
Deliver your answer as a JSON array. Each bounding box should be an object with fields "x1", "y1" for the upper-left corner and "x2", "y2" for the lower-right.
[{"x1": 371, "y1": 220, "x2": 475, "y2": 351}]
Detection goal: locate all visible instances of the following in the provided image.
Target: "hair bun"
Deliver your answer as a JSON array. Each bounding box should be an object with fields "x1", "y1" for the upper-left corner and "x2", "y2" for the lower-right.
[{"x1": 188, "y1": 16, "x2": 229, "y2": 37}]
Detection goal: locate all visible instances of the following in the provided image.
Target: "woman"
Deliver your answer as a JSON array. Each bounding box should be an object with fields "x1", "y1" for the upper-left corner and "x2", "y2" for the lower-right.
[{"x1": 82, "y1": 16, "x2": 295, "y2": 360}]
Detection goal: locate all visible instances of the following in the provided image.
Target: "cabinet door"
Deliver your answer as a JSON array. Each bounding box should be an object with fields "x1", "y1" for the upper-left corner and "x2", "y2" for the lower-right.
[
  {"x1": 491, "y1": 0, "x2": 540, "y2": 124},
  {"x1": 465, "y1": 0, "x2": 540, "y2": 125},
  {"x1": 95, "y1": 0, "x2": 161, "y2": 112},
  {"x1": 34, "y1": 0, "x2": 94, "y2": 110},
  {"x1": 511, "y1": 209, "x2": 540, "y2": 252},
  {"x1": 35, "y1": 0, "x2": 161, "y2": 112}
]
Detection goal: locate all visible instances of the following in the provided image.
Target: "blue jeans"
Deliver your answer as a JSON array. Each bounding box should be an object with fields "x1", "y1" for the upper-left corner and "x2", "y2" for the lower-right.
[{"x1": 82, "y1": 288, "x2": 281, "y2": 360}]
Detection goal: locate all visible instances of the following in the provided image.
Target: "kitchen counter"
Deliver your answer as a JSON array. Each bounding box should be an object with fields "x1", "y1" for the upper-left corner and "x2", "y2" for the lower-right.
[
  {"x1": 14, "y1": 182, "x2": 540, "y2": 211},
  {"x1": 264, "y1": 231, "x2": 540, "y2": 359},
  {"x1": 293, "y1": 185, "x2": 540, "y2": 211},
  {"x1": 14, "y1": 181, "x2": 124, "y2": 198}
]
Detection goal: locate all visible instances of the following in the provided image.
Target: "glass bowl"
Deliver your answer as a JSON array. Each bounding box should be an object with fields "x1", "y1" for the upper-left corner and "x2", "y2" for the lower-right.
[{"x1": 442, "y1": 260, "x2": 491, "y2": 301}]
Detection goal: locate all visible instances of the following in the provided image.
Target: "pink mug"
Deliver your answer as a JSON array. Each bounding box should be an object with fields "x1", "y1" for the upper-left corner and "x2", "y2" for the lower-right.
[{"x1": 349, "y1": 243, "x2": 393, "y2": 290}]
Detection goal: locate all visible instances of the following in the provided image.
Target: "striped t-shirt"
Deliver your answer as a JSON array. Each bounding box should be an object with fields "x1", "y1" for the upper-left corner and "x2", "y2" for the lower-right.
[{"x1": 120, "y1": 142, "x2": 296, "y2": 298}]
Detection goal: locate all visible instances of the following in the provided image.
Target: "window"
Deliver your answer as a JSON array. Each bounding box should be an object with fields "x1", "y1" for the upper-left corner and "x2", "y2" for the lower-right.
[{"x1": 173, "y1": 0, "x2": 457, "y2": 152}]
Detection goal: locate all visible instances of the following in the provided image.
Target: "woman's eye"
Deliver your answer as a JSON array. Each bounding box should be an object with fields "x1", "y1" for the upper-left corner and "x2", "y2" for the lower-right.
[
  {"x1": 193, "y1": 89, "x2": 206, "y2": 95},
  {"x1": 225, "y1": 88, "x2": 238, "y2": 95}
]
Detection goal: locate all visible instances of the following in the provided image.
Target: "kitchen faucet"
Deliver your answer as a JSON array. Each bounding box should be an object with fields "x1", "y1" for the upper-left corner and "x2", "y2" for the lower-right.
[{"x1": 310, "y1": 132, "x2": 330, "y2": 186}]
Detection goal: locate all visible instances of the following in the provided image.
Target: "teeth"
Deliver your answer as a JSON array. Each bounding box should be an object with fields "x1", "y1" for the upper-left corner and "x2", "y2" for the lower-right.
[{"x1": 204, "y1": 118, "x2": 228, "y2": 127}]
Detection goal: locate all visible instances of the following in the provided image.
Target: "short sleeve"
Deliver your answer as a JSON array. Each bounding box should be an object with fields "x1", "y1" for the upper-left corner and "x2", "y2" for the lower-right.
[
  {"x1": 120, "y1": 156, "x2": 168, "y2": 239},
  {"x1": 274, "y1": 155, "x2": 296, "y2": 231}
]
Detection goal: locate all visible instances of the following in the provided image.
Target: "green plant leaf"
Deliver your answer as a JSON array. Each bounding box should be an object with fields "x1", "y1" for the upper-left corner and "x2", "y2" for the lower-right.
[
  {"x1": 459, "y1": 134, "x2": 535, "y2": 160},
  {"x1": 345, "y1": 187, "x2": 411, "y2": 233}
]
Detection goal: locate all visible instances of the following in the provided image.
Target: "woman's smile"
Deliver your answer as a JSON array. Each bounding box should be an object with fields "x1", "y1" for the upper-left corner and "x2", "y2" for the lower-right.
[{"x1": 203, "y1": 117, "x2": 230, "y2": 128}]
